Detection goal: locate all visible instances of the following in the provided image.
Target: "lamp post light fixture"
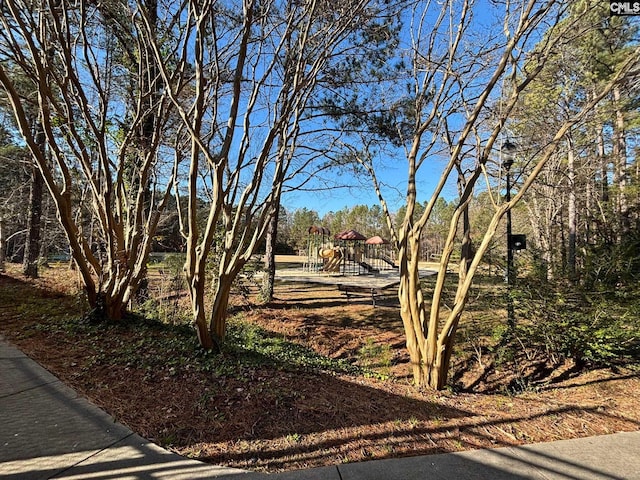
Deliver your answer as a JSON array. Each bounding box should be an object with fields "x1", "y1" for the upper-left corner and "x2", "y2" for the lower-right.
[{"x1": 501, "y1": 140, "x2": 517, "y2": 330}]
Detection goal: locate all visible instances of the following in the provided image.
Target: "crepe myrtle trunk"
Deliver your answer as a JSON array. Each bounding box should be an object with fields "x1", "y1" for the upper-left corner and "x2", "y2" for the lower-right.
[
  {"x1": 186, "y1": 265, "x2": 235, "y2": 352},
  {"x1": 397, "y1": 265, "x2": 455, "y2": 388},
  {"x1": 397, "y1": 234, "x2": 431, "y2": 385},
  {"x1": 184, "y1": 262, "x2": 216, "y2": 349},
  {"x1": 396, "y1": 217, "x2": 471, "y2": 390},
  {"x1": 210, "y1": 273, "x2": 234, "y2": 344},
  {"x1": 90, "y1": 292, "x2": 126, "y2": 321}
]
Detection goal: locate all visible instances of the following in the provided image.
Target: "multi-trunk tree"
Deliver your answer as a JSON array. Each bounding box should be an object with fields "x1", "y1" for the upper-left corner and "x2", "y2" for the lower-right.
[
  {"x1": 1, "y1": 0, "x2": 401, "y2": 343},
  {"x1": 331, "y1": 0, "x2": 640, "y2": 388},
  {"x1": 135, "y1": 0, "x2": 402, "y2": 349},
  {"x1": 0, "y1": 0, "x2": 175, "y2": 318}
]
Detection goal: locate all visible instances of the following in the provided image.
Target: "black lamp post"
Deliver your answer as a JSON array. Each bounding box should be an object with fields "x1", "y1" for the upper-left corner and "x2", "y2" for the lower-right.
[{"x1": 502, "y1": 140, "x2": 516, "y2": 330}]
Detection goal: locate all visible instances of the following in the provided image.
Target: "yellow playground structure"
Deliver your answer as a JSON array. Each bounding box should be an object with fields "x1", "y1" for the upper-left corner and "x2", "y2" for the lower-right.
[{"x1": 304, "y1": 226, "x2": 397, "y2": 275}]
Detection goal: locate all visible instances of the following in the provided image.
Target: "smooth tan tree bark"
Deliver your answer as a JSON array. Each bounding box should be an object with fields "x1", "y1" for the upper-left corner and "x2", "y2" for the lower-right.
[{"x1": 0, "y1": 1, "x2": 175, "y2": 319}]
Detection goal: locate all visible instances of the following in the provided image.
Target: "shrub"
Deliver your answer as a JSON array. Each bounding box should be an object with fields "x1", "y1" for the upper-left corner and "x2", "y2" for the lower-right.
[
  {"x1": 582, "y1": 232, "x2": 640, "y2": 289},
  {"x1": 505, "y1": 279, "x2": 640, "y2": 367}
]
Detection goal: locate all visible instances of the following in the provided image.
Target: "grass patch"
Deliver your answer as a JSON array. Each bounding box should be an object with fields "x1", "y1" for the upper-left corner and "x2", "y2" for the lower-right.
[
  {"x1": 358, "y1": 338, "x2": 392, "y2": 378},
  {"x1": 225, "y1": 315, "x2": 363, "y2": 376},
  {"x1": 27, "y1": 309, "x2": 368, "y2": 381}
]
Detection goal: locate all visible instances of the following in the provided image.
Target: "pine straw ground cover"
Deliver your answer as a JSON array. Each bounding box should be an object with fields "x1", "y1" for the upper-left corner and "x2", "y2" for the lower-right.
[{"x1": 1, "y1": 263, "x2": 639, "y2": 473}]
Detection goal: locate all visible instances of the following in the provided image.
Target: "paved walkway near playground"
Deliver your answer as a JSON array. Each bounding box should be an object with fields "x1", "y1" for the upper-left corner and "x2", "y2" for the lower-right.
[{"x1": 2, "y1": 336, "x2": 639, "y2": 479}]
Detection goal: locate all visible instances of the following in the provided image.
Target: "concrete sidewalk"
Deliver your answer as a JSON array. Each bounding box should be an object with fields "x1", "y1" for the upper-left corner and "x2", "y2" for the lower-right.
[{"x1": 2, "y1": 336, "x2": 639, "y2": 480}]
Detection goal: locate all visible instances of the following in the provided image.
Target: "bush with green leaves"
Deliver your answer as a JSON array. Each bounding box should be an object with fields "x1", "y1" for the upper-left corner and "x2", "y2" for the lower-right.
[
  {"x1": 506, "y1": 280, "x2": 640, "y2": 367},
  {"x1": 582, "y1": 231, "x2": 640, "y2": 289}
]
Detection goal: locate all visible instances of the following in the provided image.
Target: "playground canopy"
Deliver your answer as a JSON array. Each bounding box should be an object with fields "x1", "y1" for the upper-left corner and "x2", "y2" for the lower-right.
[
  {"x1": 308, "y1": 226, "x2": 330, "y2": 236},
  {"x1": 334, "y1": 229, "x2": 367, "y2": 241},
  {"x1": 365, "y1": 235, "x2": 396, "y2": 271},
  {"x1": 365, "y1": 235, "x2": 389, "y2": 245}
]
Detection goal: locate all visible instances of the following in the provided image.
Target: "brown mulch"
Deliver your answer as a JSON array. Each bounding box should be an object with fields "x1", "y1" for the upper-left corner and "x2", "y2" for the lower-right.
[{"x1": 1, "y1": 264, "x2": 639, "y2": 473}]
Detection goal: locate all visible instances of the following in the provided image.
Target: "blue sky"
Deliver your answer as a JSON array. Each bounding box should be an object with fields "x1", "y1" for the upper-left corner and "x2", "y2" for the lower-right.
[
  {"x1": 282, "y1": 154, "x2": 458, "y2": 217},
  {"x1": 276, "y1": 0, "x2": 557, "y2": 218},
  {"x1": 278, "y1": 0, "x2": 502, "y2": 217}
]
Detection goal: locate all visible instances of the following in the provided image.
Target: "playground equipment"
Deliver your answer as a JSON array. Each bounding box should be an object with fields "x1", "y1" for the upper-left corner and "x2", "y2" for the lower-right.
[
  {"x1": 304, "y1": 226, "x2": 331, "y2": 272},
  {"x1": 334, "y1": 229, "x2": 374, "y2": 275},
  {"x1": 304, "y1": 227, "x2": 397, "y2": 276},
  {"x1": 365, "y1": 235, "x2": 397, "y2": 271},
  {"x1": 318, "y1": 246, "x2": 343, "y2": 272}
]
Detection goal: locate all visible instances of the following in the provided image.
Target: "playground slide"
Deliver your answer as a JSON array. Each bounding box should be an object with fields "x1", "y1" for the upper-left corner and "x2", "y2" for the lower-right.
[
  {"x1": 358, "y1": 261, "x2": 379, "y2": 273},
  {"x1": 319, "y1": 247, "x2": 342, "y2": 272},
  {"x1": 379, "y1": 254, "x2": 398, "y2": 269}
]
